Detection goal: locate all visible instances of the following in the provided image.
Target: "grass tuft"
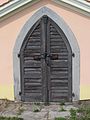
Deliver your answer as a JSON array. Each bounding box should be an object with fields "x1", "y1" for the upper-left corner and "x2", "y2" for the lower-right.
[{"x1": 55, "y1": 117, "x2": 66, "y2": 120}]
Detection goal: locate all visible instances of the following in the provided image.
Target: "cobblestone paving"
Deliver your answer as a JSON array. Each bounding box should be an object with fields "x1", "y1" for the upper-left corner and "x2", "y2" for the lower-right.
[{"x1": 0, "y1": 100, "x2": 78, "y2": 120}]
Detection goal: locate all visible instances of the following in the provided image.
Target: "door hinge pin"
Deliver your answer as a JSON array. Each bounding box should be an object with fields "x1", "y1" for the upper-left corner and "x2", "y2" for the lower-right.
[
  {"x1": 19, "y1": 91, "x2": 22, "y2": 96},
  {"x1": 72, "y1": 53, "x2": 75, "y2": 57},
  {"x1": 18, "y1": 53, "x2": 20, "y2": 58},
  {"x1": 72, "y1": 93, "x2": 75, "y2": 97}
]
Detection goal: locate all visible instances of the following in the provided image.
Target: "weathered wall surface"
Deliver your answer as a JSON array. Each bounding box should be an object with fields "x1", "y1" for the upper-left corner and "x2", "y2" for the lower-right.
[{"x1": 0, "y1": 0, "x2": 90, "y2": 100}]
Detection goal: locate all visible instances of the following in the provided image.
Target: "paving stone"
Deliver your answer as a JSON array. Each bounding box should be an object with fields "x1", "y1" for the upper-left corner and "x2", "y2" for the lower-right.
[
  {"x1": 49, "y1": 111, "x2": 70, "y2": 120},
  {"x1": 21, "y1": 111, "x2": 47, "y2": 120},
  {"x1": 0, "y1": 101, "x2": 79, "y2": 120},
  {"x1": 65, "y1": 105, "x2": 78, "y2": 111}
]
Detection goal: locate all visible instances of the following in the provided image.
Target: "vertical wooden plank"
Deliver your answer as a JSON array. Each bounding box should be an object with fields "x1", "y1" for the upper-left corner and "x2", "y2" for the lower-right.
[
  {"x1": 41, "y1": 16, "x2": 47, "y2": 102},
  {"x1": 46, "y1": 17, "x2": 51, "y2": 103}
]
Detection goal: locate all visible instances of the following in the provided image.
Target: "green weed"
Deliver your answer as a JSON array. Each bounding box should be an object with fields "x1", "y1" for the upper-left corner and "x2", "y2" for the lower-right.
[
  {"x1": 59, "y1": 101, "x2": 65, "y2": 106},
  {"x1": 59, "y1": 106, "x2": 66, "y2": 112},
  {"x1": 55, "y1": 117, "x2": 66, "y2": 120},
  {"x1": 32, "y1": 104, "x2": 41, "y2": 112}
]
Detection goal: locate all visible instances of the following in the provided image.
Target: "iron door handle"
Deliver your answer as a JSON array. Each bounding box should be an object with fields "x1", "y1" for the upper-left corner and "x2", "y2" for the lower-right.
[
  {"x1": 45, "y1": 54, "x2": 58, "y2": 66},
  {"x1": 46, "y1": 55, "x2": 50, "y2": 66}
]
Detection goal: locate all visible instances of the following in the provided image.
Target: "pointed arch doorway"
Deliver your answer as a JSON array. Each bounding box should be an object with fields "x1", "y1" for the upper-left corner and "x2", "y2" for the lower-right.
[
  {"x1": 13, "y1": 7, "x2": 80, "y2": 102},
  {"x1": 20, "y1": 15, "x2": 72, "y2": 102}
]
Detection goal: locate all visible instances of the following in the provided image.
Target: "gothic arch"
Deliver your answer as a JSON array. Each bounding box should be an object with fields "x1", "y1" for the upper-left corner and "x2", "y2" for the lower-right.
[{"x1": 13, "y1": 7, "x2": 80, "y2": 101}]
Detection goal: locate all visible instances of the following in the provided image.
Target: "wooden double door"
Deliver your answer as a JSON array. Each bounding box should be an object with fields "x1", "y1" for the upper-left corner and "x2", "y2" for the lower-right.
[{"x1": 20, "y1": 16, "x2": 72, "y2": 102}]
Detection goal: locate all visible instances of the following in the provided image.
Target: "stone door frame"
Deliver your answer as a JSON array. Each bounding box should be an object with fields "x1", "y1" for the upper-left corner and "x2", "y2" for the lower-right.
[{"x1": 13, "y1": 7, "x2": 80, "y2": 101}]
